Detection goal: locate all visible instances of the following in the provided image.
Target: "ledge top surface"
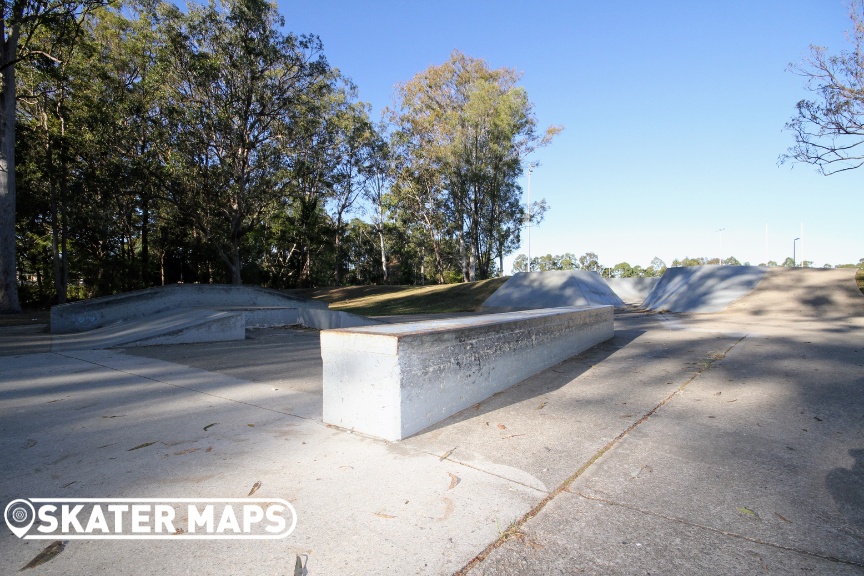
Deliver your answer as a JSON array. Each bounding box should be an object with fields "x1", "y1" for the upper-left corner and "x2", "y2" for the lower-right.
[{"x1": 323, "y1": 305, "x2": 612, "y2": 337}]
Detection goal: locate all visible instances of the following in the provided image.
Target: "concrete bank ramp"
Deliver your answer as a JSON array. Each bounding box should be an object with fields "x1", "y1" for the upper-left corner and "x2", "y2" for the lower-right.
[
  {"x1": 481, "y1": 270, "x2": 624, "y2": 312},
  {"x1": 604, "y1": 277, "x2": 660, "y2": 305},
  {"x1": 722, "y1": 267, "x2": 864, "y2": 319},
  {"x1": 641, "y1": 265, "x2": 768, "y2": 313},
  {"x1": 51, "y1": 284, "x2": 328, "y2": 334},
  {"x1": 49, "y1": 284, "x2": 381, "y2": 350},
  {"x1": 50, "y1": 308, "x2": 246, "y2": 352}
]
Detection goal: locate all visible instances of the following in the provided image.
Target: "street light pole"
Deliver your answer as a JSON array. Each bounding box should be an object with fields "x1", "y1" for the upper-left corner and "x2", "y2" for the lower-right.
[
  {"x1": 525, "y1": 163, "x2": 536, "y2": 271},
  {"x1": 717, "y1": 228, "x2": 725, "y2": 265},
  {"x1": 793, "y1": 237, "x2": 800, "y2": 267},
  {"x1": 527, "y1": 166, "x2": 532, "y2": 270}
]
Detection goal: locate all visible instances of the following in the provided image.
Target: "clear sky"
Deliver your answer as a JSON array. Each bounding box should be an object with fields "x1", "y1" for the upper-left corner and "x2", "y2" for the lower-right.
[{"x1": 278, "y1": 0, "x2": 862, "y2": 272}]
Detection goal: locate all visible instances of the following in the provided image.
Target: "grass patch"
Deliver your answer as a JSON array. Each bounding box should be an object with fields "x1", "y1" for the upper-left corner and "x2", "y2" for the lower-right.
[
  {"x1": 286, "y1": 277, "x2": 509, "y2": 316},
  {"x1": 0, "y1": 278, "x2": 510, "y2": 325},
  {"x1": 857, "y1": 269, "x2": 864, "y2": 296}
]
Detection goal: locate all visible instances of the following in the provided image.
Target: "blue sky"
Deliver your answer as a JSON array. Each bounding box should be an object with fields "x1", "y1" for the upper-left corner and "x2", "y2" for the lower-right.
[{"x1": 278, "y1": 0, "x2": 862, "y2": 271}]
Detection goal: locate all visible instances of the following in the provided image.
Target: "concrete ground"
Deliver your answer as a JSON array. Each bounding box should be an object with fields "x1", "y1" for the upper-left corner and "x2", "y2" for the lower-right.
[{"x1": 1, "y1": 276, "x2": 863, "y2": 575}]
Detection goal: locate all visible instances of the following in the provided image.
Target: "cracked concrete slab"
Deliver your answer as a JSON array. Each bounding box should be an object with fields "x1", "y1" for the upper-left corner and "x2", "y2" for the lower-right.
[{"x1": 1, "y1": 272, "x2": 863, "y2": 575}]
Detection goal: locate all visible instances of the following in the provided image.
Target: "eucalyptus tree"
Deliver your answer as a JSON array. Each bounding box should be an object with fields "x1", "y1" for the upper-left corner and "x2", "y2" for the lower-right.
[
  {"x1": 362, "y1": 125, "x2": 394, "y2": 282},
  {"x1": 390, "y1": 51, "x2": 561, "y2": 282},
  {"x1": 325, "y1": 89, "x2": 379, "y2": 284},
  {"x1": 783, "y1": 1, "x2": 864, "y2": 174},
  {"x1": 157, "y1": 0, "x2": 329, "y2": 284},
  {"x1": 16, "y1": 2, "x2": 171, "y2": 301},
  {"x1": 0, "y1": 0, "x2": 107, "y2": 311},
  {"x1": 388, "y1": 144, "x2": 453, "y2": 284}
]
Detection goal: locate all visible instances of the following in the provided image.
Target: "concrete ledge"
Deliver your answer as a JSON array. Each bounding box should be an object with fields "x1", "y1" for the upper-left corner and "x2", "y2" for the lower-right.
[
  {"x1": 322, "y1": 306, "x2": 614, "y2": 441},
  {"x1": 51, "y1": 284, "x2": 328, "y2": 334}
]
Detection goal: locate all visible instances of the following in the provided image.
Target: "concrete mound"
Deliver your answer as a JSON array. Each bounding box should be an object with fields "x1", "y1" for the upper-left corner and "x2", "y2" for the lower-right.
[
  {"x1": 51, "y1": 283, "x2": 328, "y2": 334},
  {"x1": 722, "y1": 267, "x2": 864, "y2": 319},
  {"x1": 480, "y1": 270, "x2": 624, "y2": 312},
  {"x1": 642, "y1": 265, "x2": 768, "y2": 313},
  {"x1": 604, "y1": 277, "x2": 660, "y2": 305},
  {"x1": 49, "y1": 284, "x2": 380, "y2": 349}
]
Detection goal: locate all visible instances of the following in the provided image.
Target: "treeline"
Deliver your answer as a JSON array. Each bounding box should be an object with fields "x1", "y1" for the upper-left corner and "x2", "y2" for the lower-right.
[
  {"x1": 513, "y1": 253, "x2": 864, "y2": 278},
  {"x1": 513, "y1": 253, "x2": 667, "y2": 278},
  {"x1": 673, "y1": 256, "x2": 864, "y2": 269},
  {"x1": 10, "y1": 0, "x2": 559, "y2": 307}
]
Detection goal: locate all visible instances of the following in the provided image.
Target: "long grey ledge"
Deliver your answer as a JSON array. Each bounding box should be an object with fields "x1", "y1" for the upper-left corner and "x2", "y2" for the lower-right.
[{"x1": 321, "y1": 306, "x2": 614, "y2": 441}]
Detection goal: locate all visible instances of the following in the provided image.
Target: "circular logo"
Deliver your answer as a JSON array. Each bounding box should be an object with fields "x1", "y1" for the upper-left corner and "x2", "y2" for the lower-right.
[{"x1": 4, "y1": 499, "x2": 35, "y2": 538}]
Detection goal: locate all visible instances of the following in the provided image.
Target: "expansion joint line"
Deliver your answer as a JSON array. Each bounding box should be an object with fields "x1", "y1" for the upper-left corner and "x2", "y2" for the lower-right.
[
  {"x1": 454, "y1": 333, "x2": 750, "y2": 575},
  {"x1": 572, "y1": 492, "x2": 864, "y2": 569},
  {"x1": 51, "y1": 351, "x2": 314, "y2": 422}
]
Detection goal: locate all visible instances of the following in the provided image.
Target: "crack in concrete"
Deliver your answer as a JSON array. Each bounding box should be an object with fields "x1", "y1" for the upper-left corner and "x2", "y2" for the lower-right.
[
  {"x1": 572, "y1": 491, "x2": 864, "y2": 569},
  {"x1": 453, "y1": 333, "x2": 750, "y2": 575}
]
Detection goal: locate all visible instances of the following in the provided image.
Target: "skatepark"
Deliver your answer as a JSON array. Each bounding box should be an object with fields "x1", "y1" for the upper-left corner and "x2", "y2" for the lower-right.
[{"x1": 1, "y1": 266, "x2": 862, "y2": 574}]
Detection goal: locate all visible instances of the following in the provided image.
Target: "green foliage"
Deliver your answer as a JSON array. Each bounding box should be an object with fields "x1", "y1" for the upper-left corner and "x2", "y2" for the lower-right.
[
  {"x1": 645, "y1": 257, "x2": 666, "y2": 277},
  {"x1": 783, "y1": 1, "x2": 864, "y2": 175},
  {"x1": 512, "y1": 252, "x2": 580, "y2": 273},
  {"x1": 578, "y1": 252, "x2": 601, "y2": 272},
  {"x1": 157, "y1": 0, "x2": 334, "y2": 284},
  {"x1": 834, "y1": 258, "x2": 864, "y2": 269},
  {"x1": 671, "y1": 256, "x2": 744, "y2": 267},
  {"x1": 12, "y1": 5, "x2": 563, "y2": 302},
  {"x1": 611, "y1": 262, "x2": 634, "y2": 278},
  {"x1": 389, "y1": 51, "x2": 561, "y2": 283}
]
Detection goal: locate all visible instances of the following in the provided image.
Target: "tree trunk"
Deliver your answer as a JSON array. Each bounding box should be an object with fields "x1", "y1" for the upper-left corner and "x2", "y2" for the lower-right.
[
  {"x1": 458, "y1": 229, "x2": 468, "y2": 282},
  {"x1": 51, "y1": 204, "x2": 66, "y2": 304},
  {"x1": 59, "y1": 133, "x2": 69, "y2": 301},
  {"x1": 378, "y1": 229, "x2": 387, "y2": 282},
  {"x1": 333, "y1": 224, "x2": 342, "y2": 285},
  {"x1": 141, "y1": 196, "x2": 149, "y2": 285},
  {"x1": 0, "y1": 28, "x2": 20, "y2": 312},
  {"x1": 230, "y1": 243, "x2": 242, "y2": 284}
]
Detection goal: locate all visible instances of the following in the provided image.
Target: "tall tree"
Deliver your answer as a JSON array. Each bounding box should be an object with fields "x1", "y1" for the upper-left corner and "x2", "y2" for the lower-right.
[
  {"x1": 157, "y1": 0, "x2": 328, "y2": 284},
  {"x1": 578, "y1": 251, "x2": 600, "y2": 272},
  {"x1": 326, "y1": 92, "x2": 378, "y2": 285},
  {"x1": 362, "y1": 125, "x2": 394, "y2": 282},
  {"x1": 1, "y1": 0, "x2": 104, "y2": 312},
  {"x1": 783, "y1": 1, "x2": 864, "y2": 174},
  {"x1": 391, "y1": 51, "x2": 561, "y2": 283}
]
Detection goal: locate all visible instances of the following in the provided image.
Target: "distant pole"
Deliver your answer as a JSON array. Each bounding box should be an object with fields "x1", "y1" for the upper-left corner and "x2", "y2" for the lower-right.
[
  {"x1": 527, "y1": 166, "x2": 532, "y2": 270},
  {"x1": 764, "y1": 224, "x2": 768, "y2": 264},
  {"x1": 526, "y1": 163, "x2": 536, "y2": 271},
  {"x1": 794, "y1": 237, "x2": 800, "y2": 267},
  {"x1": 717, "y1": 228, "x2": 725, "y2": 265},
  {"x1": 800, "y1": 222, "x2": 804, "y2": 267}
]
